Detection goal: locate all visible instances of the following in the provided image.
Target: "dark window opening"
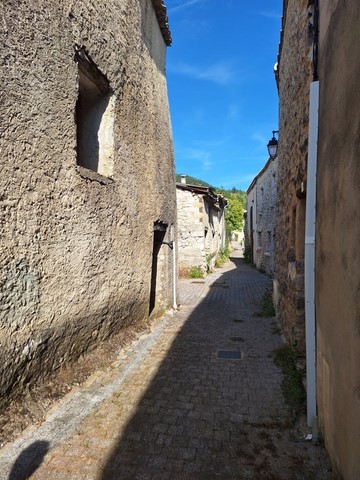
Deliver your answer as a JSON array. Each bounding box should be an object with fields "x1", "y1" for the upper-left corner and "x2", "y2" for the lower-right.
[{"x1": 75, "y1": 46, "x2": 115, "y2": 177}]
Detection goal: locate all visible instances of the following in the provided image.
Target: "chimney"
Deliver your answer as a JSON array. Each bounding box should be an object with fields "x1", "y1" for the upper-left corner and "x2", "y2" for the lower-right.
[{"x1": 180, "y1": 174, "x2": 186, "y2": 184}]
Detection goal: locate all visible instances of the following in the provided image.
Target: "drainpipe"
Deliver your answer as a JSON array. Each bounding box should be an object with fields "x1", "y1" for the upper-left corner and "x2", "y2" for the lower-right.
[
  {"x1": 305, "y1": 80, "x2": 319, "y2": 429},
  {"x1": 170, "y1": 224, "x2": 177, "y2": 309}
]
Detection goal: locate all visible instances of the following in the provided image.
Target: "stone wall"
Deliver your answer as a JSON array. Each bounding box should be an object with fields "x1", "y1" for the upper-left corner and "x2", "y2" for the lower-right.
[
  {"x1": 177, "y1": 188, "x2": 205, "y2": 273},
  {"x1": 244, "y1": 185, "x2": 256, "y2": 263},
  {"x1": 273, "y1": 0, "x2": 312, "y2": 353},
  {"x1": 176, "y1": 186, "x2": 226, "y2": 275},
  {"x1": 246, "y1": 157, "x2": 278, "y2": 276},
  {"x1": 0, "y1": 0, "x2": 176, "y2": 407},
  {"x1": 316, "y1": 1, "x2": 360, "y2": 477}
]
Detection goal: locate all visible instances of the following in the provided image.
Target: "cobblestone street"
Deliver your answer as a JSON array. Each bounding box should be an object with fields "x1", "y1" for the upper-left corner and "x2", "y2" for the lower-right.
[{"x1": 0, "y1": 252, "x2": 331, "y2": 479}]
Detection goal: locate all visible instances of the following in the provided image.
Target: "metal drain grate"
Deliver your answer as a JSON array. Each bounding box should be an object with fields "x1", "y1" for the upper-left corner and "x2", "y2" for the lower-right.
[
  {"x1": 191, "y1": 280, "x2": 205, "y2": 284},
  {"x1": 233, "y1": 318, "x2": 244, "y2": 323},
  {"x1": 217, "y1": 350, "x2": 241, "y2": 359},
  {"x1": 230, "y1": 337, "x2": 244, "y2": 342}
]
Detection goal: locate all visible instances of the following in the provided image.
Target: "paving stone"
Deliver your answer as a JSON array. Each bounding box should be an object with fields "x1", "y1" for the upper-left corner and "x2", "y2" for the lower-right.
[{"x1": 0, "y1": 251, "x2": 332, "y2": 479}]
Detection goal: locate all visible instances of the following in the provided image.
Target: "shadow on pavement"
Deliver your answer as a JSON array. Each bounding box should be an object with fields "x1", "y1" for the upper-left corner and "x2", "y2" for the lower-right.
[
  {"x1": 98, "y1": 256, "x2": 330, "y2": 480},
  {"x1": 8, "y1": 440, "x2": 49, "y2": 480}
]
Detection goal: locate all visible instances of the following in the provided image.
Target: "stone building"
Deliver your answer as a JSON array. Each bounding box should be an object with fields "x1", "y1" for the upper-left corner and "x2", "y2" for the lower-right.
[
  {"x1": 0, "y1": 0, "x2": 176, "y2": 408},
  {"x1": 176, "y1": 178, "x2": 227, "y2": 276},
  {"x1": 273, "y1": 0, "x2": 312, "y2": 353},
  {"x1": 245, "y1": 156, "x2": 278, "y2": 276},
  {"x1": 274, "y1": 1, "x2": 360, "y2": 477}
]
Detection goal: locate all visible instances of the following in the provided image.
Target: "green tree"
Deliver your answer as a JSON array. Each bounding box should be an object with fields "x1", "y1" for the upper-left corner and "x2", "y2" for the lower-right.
[
  {"x1": 224, "y1": 194, "x2": 245, "y2": 234},
  {"x1": 214, "y1": 187, "x2": 246, "y2": 235}
]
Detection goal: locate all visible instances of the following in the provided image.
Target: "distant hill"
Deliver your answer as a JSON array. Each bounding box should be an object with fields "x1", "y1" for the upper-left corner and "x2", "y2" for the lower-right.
[
  {"x1": 175, "y1": 174, "x2": 212, "y2": 187},
  {"x1": 175, "y1": 174, "x2": 245, "y2": 196}
]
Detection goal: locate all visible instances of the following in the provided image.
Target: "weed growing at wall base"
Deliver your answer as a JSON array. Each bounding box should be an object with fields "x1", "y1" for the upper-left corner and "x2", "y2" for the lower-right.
[
  {"x1": 261, "y1": 291, "x2": 276, "y2": 317},
  {"x1": 272, "y1": 344, "x2": 306, "y2": 425},
  {"x1": 244, "y1": 246, "x2": 252, "y2": 263},
  {"x1": 189, "y1": 266, "x2": 204, "y2": 279},
  {"x1": 215, "y1": 243, "x2": 231, "y2": 268}
]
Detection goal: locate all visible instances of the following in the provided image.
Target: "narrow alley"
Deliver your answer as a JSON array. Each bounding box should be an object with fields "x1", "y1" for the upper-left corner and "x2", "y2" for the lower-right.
[{"x1": 0, "y1": 251, "x2": 331, "y2": 480}]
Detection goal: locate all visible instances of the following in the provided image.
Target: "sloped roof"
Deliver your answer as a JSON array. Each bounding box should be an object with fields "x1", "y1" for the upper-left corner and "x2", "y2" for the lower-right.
[
  {"x1": 152, "y1": 0, "x2": 172, "y2": 46},
  {"x1": 176, "y1": 183, "x2": 228, "y2": 210},
  {"x1": 246, "y1": 157, "x2": 274, "y2": 194}
]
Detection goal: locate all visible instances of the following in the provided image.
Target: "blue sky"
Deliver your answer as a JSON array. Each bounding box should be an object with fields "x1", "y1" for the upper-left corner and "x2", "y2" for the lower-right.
[{"x1": 166, "y1": 0, "x2": 282, "y2": 191}]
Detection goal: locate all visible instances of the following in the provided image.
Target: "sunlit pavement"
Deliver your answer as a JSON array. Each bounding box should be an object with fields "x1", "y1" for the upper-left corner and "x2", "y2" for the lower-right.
[{"x1": 0, "y1": 250, "x2": 331, "y2": 479}]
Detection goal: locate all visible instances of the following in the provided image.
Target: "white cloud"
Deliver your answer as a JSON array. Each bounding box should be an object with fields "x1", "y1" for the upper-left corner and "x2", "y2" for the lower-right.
[
  {"x1": 195, "y1": 137, "x2": 231, "y2": 148},
  {"x1": 169, "y1": 62, "x2": 235, "y2": 85},
  {"x1": 183, "y1": 147, "x2": 214, "y2": 171},
  {"x1": 168, "y1": 0, "x2": 205, "y2": 15},
  {"x1": 257, "y1": 11, "x2": 281, "y2": 20},
  {"x1": 251, "y1": 133, "x2": 267, "y2": 146},
  {"x1": 217, "y1": 174, "x2": 258, "y2": 188}
]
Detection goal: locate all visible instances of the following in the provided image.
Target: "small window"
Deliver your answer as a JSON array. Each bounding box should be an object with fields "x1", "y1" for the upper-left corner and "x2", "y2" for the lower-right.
[
  {"x1": 267, "y1": 231, "x2": 272, "y2": 249},
  {"x1": 75, "y1": 46, "x2": 115, "y2": 178}
]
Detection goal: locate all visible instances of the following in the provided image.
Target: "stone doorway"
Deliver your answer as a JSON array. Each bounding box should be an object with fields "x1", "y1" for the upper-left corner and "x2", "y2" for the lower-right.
[{"x1": 149, "y1": 222, "x2": 167, "y2": 316}]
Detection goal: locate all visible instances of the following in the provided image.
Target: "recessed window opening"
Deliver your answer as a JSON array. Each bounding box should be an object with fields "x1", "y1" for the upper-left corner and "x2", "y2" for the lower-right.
[
  {"x1": 75, "y1": 46, "x2": 115, "y2": 178},
  {"x1": 267, "y1": 231, "x2": 272, "y2": 249}
]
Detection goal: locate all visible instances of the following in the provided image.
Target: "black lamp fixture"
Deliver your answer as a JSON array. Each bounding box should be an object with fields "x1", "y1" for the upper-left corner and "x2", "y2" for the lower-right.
[{"x1": 267, "y1": 130, "x2": 279, "y2": 159}]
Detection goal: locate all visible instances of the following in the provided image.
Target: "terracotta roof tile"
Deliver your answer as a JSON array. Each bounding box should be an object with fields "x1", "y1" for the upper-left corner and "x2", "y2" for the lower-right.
[{"x1": 152, "y1": 0, "x2": 172, "y2": 46}]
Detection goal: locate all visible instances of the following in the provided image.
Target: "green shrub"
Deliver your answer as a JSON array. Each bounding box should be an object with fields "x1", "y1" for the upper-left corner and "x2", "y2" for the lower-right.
[
  {"x1": 189, "y1": 266, "x2": 204, "y2": 278},
  {"x1": 215, "y1": 258, "x2": 225, "y2": 268},
  {"x1": 219, "y1": 244, "x2": 230, "y2": 260}
]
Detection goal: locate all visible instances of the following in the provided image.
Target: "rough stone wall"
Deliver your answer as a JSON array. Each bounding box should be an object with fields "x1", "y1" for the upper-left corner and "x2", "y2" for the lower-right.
[
  {"x1": 245, "y1": 186, "x2": 257, "y2": 263},
  {"x1": 316, "y1": 1, "x2": 360, "y2": 477},
  {"x1": 274, "y1": 0, "x2": 312, "y2": 352},
  {"x1": 176, "y1": 188, "x2": 225, "y2": 274},
  {"x1": 0, "y1": 0, "x2": 176, "y2": 407},
  {"x1": 203, "y1": 201, "x2": 225, "y2": 271},
  {"x1": 247, "y1": 158, "x2": 278, "y2": 276},
  {"x1": 256, "y1": 158, "x2": 277, "y2": 276},
  {"x1": 176, "y1": 189, "x2": 206, "y2": 273}
]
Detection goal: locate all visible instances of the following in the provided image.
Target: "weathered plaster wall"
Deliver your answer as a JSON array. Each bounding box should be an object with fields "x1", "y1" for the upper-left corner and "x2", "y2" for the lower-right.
[
  {"x1": 0, "y1": 0, "x2": 176, "y2": 406},
  {"x1": 274, "y1": 0, "x2": 312, "y2": 352},
  {"x1": 316, "y1": 1, "x2": 360, "y2": 477}
]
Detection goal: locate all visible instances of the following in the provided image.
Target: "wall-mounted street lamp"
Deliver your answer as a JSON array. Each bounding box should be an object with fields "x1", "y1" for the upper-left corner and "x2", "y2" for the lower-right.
[{"x1": 267, "y1": 130, "x2": 279, "y2": 159}]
